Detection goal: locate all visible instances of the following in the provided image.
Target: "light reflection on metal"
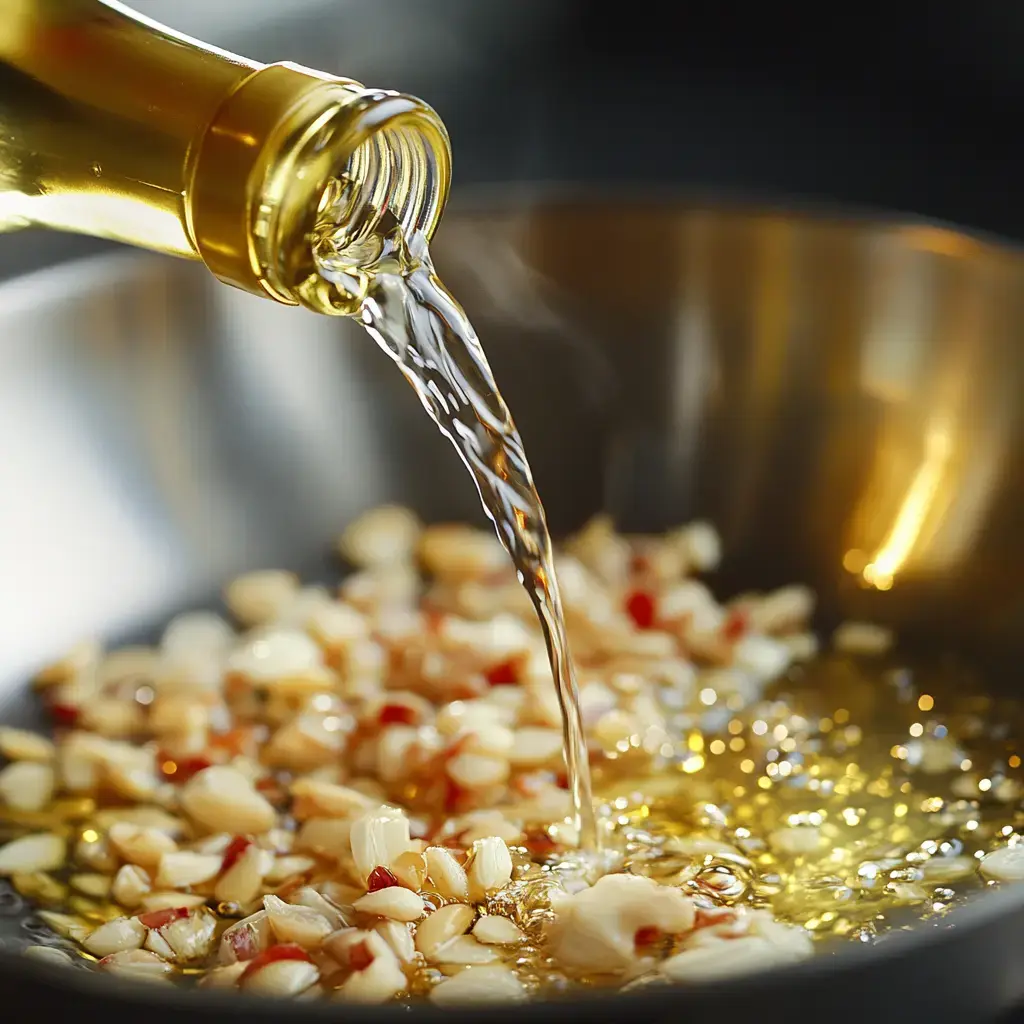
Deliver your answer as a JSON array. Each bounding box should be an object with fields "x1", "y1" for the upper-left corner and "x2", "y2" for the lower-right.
[{"x1": 861, "y1": 418, "x2": 953, "y2": 591}]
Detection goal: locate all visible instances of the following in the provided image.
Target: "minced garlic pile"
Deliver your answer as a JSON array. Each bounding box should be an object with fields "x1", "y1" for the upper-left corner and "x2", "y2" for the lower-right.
[{"x1": 0, "y1": 507, "x2": 892, "y2": 1002}]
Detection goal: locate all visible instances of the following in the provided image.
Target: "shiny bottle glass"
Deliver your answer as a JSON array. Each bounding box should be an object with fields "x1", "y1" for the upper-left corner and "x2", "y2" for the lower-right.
[{"x1": 0, "y1": 0, "x2": 451, "y2": 314}]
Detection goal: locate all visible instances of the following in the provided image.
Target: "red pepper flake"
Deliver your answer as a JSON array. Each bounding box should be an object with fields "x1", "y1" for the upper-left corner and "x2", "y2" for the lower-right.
[
  {"x1": 49, "y1": 703, "x2": 80, "y2": 727},
  {"x1": 625, "y1": 590, "x2": 656, "y2": 630},
  {"x1": 239, "y1": 943, "x2": 312, "y2": 983},
  {"x1": 367, "y1": 865, "x2": 399, "y2": 892},
  {"x1": 555, "y1": 771, "x2": 569, "y2": 790},
  {"x1": 221, "y1": 835, "x2": 253, "y2": 874},
  {"x1": 159, "y1": 754, "x2": 211, "y2": 783},
  {"x1": 484, "y1": 658, "x2": 519, "y2": 686},
  {"x1": 209, "y1": 727, "x2": 253, "y2": 758},
  {"x1": 228, "y1": 926, "x2": 258, "y2": 962},
  {"x1": 348, "y1": 939, "x2": 375, "y2": 972},
  {"x1": 693, "y1": 906, "x2": 739, "y2": 931},
  {"x1": 138, "y1": 906, "x2": 190, "y2": 930},
  {"x1": 424, "y1": 608, "x2": 446, "y2": 634},
  {"x1": 722, "y1": 608, "x2": 749, "y2": 643},
  {"x1": 634, "y1": 926, "x2": 661, "y2": 948},
  {"x1": 443, "y1": 777, "x2": 469, "y2": 814},
  {"x1": 379, "y1": 703, "x2": 416, "y2": 726}
]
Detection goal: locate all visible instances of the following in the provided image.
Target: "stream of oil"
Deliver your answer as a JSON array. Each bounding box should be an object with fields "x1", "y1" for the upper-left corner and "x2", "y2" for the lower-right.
[{"x1": 312, "y1": 197, "x2": 598, "y2": 851}]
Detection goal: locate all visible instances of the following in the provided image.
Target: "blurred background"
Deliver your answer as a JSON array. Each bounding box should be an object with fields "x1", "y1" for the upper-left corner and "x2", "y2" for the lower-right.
[
  {"x1": 5, "y1": 0, "x2": 1024, "y2": 685},
  {"x1": 6, "y1": 0, "x2": 1024, "y2": 277}
]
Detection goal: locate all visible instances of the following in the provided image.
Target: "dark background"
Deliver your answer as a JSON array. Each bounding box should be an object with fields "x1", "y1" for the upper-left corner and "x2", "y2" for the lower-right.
[{"x1": 5, "y1": 0, "x2": 1024, "y2": 279}]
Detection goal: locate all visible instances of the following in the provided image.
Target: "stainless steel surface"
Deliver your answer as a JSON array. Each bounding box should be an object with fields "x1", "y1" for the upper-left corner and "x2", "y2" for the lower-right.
[
  {"x1": 3, "y1": 197, "x2": 1024, "y2": 1015},
  {"x1": 5, "y1": 199, "x2": 1024, "y2": 689}
]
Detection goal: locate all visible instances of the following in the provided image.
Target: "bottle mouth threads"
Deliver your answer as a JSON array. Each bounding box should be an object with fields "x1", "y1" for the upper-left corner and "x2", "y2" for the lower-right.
[{"x1": 187, "y1": 62, "x2": 451, "y2": 315}]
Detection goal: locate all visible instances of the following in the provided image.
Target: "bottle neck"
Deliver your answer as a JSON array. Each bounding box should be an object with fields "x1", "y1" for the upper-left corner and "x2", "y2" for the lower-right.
[
  {"x1": 0, "y1": 0, "x2": 451, "y2": 312},
  {"x1": 188, "y1": 65, "x2": 451, "y2": 315},
  {"x1": 0, "y1": 0, "x2": 257, "y2": 257}
]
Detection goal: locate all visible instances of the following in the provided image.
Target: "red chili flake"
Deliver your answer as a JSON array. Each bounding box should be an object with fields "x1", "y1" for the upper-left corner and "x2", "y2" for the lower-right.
[
  {"x1": 555, "y1": 771, "x2": 569, "y2": 790},
  {"x1": 367, "y1": 865, "x2": 399, "y2": 892},
  {"x1": 692, "y1": 906, "x2": 739, "y2": 932},
  {"x1": 444, "y1": 777, "x2": 469, "y2": 814},
  {"x1": 159, "y1": 754, "x2": 211, "y2": 783},
  {"x1": 209, "y1": 727, "x2": 252, "y2": 758},
  {"x1": 239, "y1": 943, "x2": 312, "y2": 983},
  {"x1": 379, "y1": 703, "x2": 416, "y2": 726},
  {"x1": 484, "y1": 658, "x2": 519, "y2": 686},
  {"x1": 625, "y1": 590, "x2": 656, "y2": 630},
  {"x1": 348, "y1": 939, "x2": 375, "y2": 972},
  {"x1": 424, "y1": 608, "x2": 446, "y2": 634},
  {"x1": 221, "y1": 835, "x2": 253, "y2": 874},
  {"x1": 634, "y1": 926, "x2": 661, "y2": 948},
  {"x1": 722, "y1": 608, "x2": 749, "y2": 643},
  {"x1": 228, "y1": 925, "x2": 258, "y2": 962},
  {"x1": 137, "y1": 906, "x2": 190, "y2": 930},
  {"x1": 49, "y1": 703, "x2": 80, "y2": 727}
]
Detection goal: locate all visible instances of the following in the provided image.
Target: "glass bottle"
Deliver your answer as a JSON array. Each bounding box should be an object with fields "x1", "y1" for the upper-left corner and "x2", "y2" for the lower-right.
[{"x1": 0, "y1": 0, "x2": 451, "y2": 314}]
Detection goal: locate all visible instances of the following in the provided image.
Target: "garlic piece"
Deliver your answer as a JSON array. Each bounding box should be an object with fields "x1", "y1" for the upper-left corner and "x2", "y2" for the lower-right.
[
  {"x1": 0, "y1": 727, "x2": 55, "y2": 762},
  {"x1": 179, "y1": 766, "x2": 276, "y2": 835},
  {"x1": 338, "y1": 505, "x2": 422, "y2": 568},
  {"x1": 467, "y1": 836, "x2": 512, "y2": 900},
  {"x1": 424, "y1": 846, "x2": 470, "y2": 902},
  {"x1": 349, "y1": 808, "x2": 414, "y2": 883},
  {"x1": 0, "y1": 761, "x2": 55, "y2": 812},
  {"x1": 0, "y1": 833, "x2": 65, "y2": 875},
  {"x1": 472, "y1": 915, "x2": 524, "y2": 945},
  {"x1": 547, "y1": 873, "x2": 696, "y2": 973},
  {"x1": 83, "y1": 916, "x2": 147, "y2": 957},
  {"x1": 263, "y1": 894, "x2": 333, "y2": 947},
  {"x1": 154, "y1": 851, "x2": 222, "y2": 889},
  {"x1": 415, "y1": 903, "x2": 475, "y2": 959},
  {"x1": 980, "y1": 845, "x2": 1024, "y2": 882},
  {"x1": 430, "y1": 965, "x2": 527, "y2": 1005},
  {"x1": 353, "y1": 886, "x2": 426, "y2": 922}
]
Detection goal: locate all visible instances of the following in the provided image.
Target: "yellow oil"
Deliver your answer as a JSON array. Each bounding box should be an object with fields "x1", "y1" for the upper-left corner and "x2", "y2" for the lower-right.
[
  {"x1": 0, "y1": 0, "x2": 449, "y2": 310},
  {"x1": 582, "y1": 650, "x2": 1021, "y2": 946}
]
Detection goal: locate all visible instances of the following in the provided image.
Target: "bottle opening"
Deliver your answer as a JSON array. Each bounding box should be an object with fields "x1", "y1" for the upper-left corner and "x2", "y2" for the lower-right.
[
  {"x1": 188, "y1": 64, "x2": 450, "y2": 314},
  {"x1": 296, "y1": 113, "x2": 448, "y2": 315},
  {"x1": 263, "y1": 87, "x2": 451, "y2": 317}
]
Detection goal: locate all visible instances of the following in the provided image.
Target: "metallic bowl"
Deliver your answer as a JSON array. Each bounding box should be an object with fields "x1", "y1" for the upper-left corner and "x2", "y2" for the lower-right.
[{"x1": 2, "y1": 198, "x2": 1024, "y2": 1021}]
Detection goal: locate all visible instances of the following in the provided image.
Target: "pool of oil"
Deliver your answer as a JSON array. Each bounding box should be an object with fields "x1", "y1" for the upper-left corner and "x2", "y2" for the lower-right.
[
  {"x1": 1, "y1": 647, "x2": 1021, "y2": 989},
  {"x1": 588, "y1": 649, "x2": 1024, "y2": 948}
]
